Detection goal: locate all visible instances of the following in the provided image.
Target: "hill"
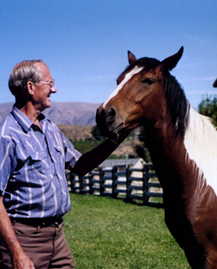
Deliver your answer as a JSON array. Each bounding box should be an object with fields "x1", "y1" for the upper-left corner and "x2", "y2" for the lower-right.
[
  {"x1": 0, "y1": 102, "x2": 100, "y2": 125},
  {"x1": 58, "y1": 124, "x2": 93, "y2": 140}
]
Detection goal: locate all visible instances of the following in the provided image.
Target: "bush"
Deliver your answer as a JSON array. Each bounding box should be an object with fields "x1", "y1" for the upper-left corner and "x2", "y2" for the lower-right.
[{"x1": 198, "y1": 94, "x2": 217, "y2": 127}]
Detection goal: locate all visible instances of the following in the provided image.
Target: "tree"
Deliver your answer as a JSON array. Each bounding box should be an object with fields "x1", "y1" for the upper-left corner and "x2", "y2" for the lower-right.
[
  {"x1": 198, "y1": 94, "x2": 217, "y2": 127},
  {"x1": 134, "y1": 126, "x2": 151, "y2": 162}
]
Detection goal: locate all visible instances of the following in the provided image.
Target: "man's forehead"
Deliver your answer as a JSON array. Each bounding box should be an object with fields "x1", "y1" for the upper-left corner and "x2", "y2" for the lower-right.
[{"x1": 34, "y1": 62, "x2": 51, "y2": 77}]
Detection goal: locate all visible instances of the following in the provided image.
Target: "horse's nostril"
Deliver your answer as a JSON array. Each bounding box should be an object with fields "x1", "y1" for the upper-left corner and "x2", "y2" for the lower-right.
[
  {"x1": 108, "y1": 108, "x2": 116, "y2": 117},
  {"x1": 107, "y1": 108, "x2": 116, "y2": 122}
]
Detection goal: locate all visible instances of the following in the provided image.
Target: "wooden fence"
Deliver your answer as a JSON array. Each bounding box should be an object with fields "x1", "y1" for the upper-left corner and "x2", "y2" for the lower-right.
[{"x1": 66, "y1": 163, "x2": 164, "y2": 208}]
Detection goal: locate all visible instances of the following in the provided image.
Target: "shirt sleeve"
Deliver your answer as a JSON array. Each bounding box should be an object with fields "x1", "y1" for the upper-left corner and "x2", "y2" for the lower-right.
[
  {"x1": 62, "y1": 134, "x2": 82, "y2": 169},
  {"x1": 0, "y1": 136, "x2": 15, "y2": 195}
]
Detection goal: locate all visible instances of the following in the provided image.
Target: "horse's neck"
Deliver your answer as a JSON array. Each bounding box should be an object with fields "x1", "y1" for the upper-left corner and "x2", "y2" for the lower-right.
[
  {"x1": 146, "y1": 121, "x2": 189, "y2": 190},
  {"x1": 146, "y1": 106, "x2": 217, "y2": 204}
]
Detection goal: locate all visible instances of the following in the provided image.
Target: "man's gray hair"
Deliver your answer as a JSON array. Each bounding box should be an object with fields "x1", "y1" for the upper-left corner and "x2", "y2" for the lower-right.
[{"x1": 8, "y1": 60, "x2": 47, "y2": 96}]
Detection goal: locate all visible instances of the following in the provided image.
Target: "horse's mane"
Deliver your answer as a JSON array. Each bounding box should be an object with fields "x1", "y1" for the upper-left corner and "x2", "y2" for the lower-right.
[
  {"x1": 163, "y1": 72, "x2": 190, "y2": 138},
  {"x1": 184, "y1": 107, "x2": 217, "y2": 194}
]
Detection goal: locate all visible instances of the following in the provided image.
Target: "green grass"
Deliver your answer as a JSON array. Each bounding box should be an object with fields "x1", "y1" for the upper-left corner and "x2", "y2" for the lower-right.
[{"x1": 63, "y1": 194, "x2": 190, "y2": 269}]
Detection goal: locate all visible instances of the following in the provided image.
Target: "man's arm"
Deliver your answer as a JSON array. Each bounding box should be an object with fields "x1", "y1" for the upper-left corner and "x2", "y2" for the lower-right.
[
  {"x1": 0, "y1": 196, "x2": 35, "y2": 269},
  {"x1": 71, "y1": 138, "x2": 121, "y2": 176}
]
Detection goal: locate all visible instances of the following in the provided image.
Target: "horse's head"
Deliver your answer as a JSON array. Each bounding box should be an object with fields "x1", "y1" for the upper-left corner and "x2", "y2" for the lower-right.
[
  {"x1": 214, "y1": 79, "x2": 217, "y2": 88},
  {"x1": 96, "y1": 47, "x2": 184, "y2": 139}
]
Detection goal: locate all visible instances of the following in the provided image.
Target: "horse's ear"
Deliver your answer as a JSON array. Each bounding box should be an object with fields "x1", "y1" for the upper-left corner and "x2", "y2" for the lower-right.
[
  {"x1": 213, "y1": 79, "x2": 217, "y2": 88},
  {"x1": 161, "y1": 47, "x2": 184, "y2": 71},
  {"x1": 128, "y1": 51, "x2": 137, "y2": 65}
]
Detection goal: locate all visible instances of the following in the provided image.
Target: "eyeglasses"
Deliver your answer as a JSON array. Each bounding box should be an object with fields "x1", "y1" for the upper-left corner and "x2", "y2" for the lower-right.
[{"x1": 39, "y1": 79, "x2": 55, "y2": 91}]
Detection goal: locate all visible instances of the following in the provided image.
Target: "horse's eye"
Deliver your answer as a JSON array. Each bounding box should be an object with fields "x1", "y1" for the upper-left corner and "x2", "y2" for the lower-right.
[{"x1": 141, "y1": 78, "x2": 154, "y2": 85}]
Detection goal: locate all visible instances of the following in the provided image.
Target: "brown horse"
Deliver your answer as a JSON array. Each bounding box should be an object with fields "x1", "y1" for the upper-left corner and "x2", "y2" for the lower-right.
[{"x1": 96, "y1": 47, "x2": 217, "y2": 269}]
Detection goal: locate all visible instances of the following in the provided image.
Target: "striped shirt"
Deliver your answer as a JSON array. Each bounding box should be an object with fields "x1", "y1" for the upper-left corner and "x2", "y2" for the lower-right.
[{"x1": 0, "y1": 106, "x2": 81, "y2": 219}]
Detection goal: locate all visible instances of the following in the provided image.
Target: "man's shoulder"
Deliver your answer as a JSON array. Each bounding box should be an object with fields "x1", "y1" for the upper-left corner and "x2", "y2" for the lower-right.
[
  {"x1": 0, "y1": 113, "x2": 13, "y2": 128},
  {"x1": 0, "y1": 113, "x2": 17, "y2": 137}
]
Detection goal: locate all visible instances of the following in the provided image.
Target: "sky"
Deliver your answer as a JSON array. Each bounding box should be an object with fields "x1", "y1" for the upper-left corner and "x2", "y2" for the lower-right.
[{"x1": 0, "y1": 0, "x2": 217, "y2": 110}]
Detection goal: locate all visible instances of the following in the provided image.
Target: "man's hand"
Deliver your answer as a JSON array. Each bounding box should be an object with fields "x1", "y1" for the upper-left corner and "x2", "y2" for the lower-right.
[
  {"x1": 0, "y1": 197, "x2": 35, "y2": 269},
  {"x1": 13, "y1": 250, "x2": 35, "y2": 269}
]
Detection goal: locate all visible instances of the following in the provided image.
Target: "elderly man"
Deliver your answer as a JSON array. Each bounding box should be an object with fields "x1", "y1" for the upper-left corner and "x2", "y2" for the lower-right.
[{"x1": 0, "y1": 60, "x2": 126, "y2": 269}]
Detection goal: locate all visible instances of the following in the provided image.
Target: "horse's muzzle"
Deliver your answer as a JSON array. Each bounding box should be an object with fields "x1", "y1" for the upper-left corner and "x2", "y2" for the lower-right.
[{"x1": 96, "y1": 105, "x2": 122, "y2": 138}]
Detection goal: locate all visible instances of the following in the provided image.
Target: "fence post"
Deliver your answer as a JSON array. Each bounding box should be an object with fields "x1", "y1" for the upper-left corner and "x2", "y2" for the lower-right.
[
  {"x1": 112, "y1": 166, "x2": 117, "y2": 198},
  {"x1": 69, "y1": 171, "x2": 76, "y2": 192},
  {"x1": 88, "y1": 172, "x2": 93, "y2": 194},
  {"x1": 126, "y1": 165, "x2": 132, "y2": 203},
  {"x1": 99, "y1": 167, "x2": 104, "y2": 196},
  {"x1": 79, "y1": 176, "x2": 84, "y2": 194},
  {"x1": 143, "y1": 165, "x2": 149, "y2": 205}
]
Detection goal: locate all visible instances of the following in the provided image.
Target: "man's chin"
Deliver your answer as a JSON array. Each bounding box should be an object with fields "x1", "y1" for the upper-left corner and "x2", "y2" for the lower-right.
[
  {"x1": 40, "y1": 102, "x2": 52, "y2": 112},
  {"x1": 46, "y1": 99, "x2": 52, "y2": 107}
]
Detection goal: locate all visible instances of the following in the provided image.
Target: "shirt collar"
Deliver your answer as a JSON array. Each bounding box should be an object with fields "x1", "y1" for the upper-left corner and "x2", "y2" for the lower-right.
[{"x1": 11, "y1": 105, "x2": 46, "y2": 133}]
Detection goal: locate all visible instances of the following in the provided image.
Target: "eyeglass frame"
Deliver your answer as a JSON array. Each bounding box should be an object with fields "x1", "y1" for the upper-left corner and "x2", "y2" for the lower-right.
[{"x1": 38, "y1": 79, "x2": 55, "y2": 91}]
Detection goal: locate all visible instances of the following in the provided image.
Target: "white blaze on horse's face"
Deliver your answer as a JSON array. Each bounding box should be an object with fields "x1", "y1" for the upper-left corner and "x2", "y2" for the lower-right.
[{"x1": 102, "y1": 66, "x2": 144, "y2": 109}]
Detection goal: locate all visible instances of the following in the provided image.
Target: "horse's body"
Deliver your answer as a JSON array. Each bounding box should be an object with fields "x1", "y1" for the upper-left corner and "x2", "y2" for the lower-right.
[{"x1": 96, "y1": 47, "x2": 217, "y2": 268}]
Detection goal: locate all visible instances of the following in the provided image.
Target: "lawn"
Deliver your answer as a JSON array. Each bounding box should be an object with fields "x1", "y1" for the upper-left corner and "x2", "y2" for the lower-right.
[{"x1": 63, "y1": 193, "x2": 190, "y2": 269}]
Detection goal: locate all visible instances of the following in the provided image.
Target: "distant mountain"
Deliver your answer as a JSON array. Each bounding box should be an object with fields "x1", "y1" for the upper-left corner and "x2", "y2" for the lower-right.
[{"x1": 0, "y1": 102, "x2": 101, "y2": 125}]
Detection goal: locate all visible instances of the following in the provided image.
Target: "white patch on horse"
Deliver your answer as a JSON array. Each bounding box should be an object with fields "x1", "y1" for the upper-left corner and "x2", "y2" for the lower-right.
[
  {"x1": 184, "y1": 106, "x2": 217, "y2": 195},
  {"x1": 103, "y1": 66, "x2": 144, "y2": 109}
]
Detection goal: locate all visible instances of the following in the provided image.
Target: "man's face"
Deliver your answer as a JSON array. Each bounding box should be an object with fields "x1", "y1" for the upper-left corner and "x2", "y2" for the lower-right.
[{"x1": 32, "y1": 63, "x2": 57, "y2": 111}]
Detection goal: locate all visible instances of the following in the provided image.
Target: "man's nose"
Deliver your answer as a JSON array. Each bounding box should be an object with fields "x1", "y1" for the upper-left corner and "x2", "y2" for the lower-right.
[{"x1": 51, "y1": 85, "x2": 57, "y2": 93}]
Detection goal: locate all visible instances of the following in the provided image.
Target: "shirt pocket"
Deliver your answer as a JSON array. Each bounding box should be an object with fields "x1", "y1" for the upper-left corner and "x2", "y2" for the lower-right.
[
  {"x1": 28, "y1": 151, "x2": 50, "y2": 179},
  {"x1": 54, "y1": 145, "x2": 63, "y2": 154},
  {"x1": 53, "y1": 144, "x2": 65, "y2": 169}
]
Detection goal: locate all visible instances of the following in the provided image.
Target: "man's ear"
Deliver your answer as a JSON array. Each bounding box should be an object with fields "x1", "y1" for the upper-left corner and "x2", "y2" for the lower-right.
[{"x1": 26, "y1": 81, "x2": 35, "y2": 96}]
